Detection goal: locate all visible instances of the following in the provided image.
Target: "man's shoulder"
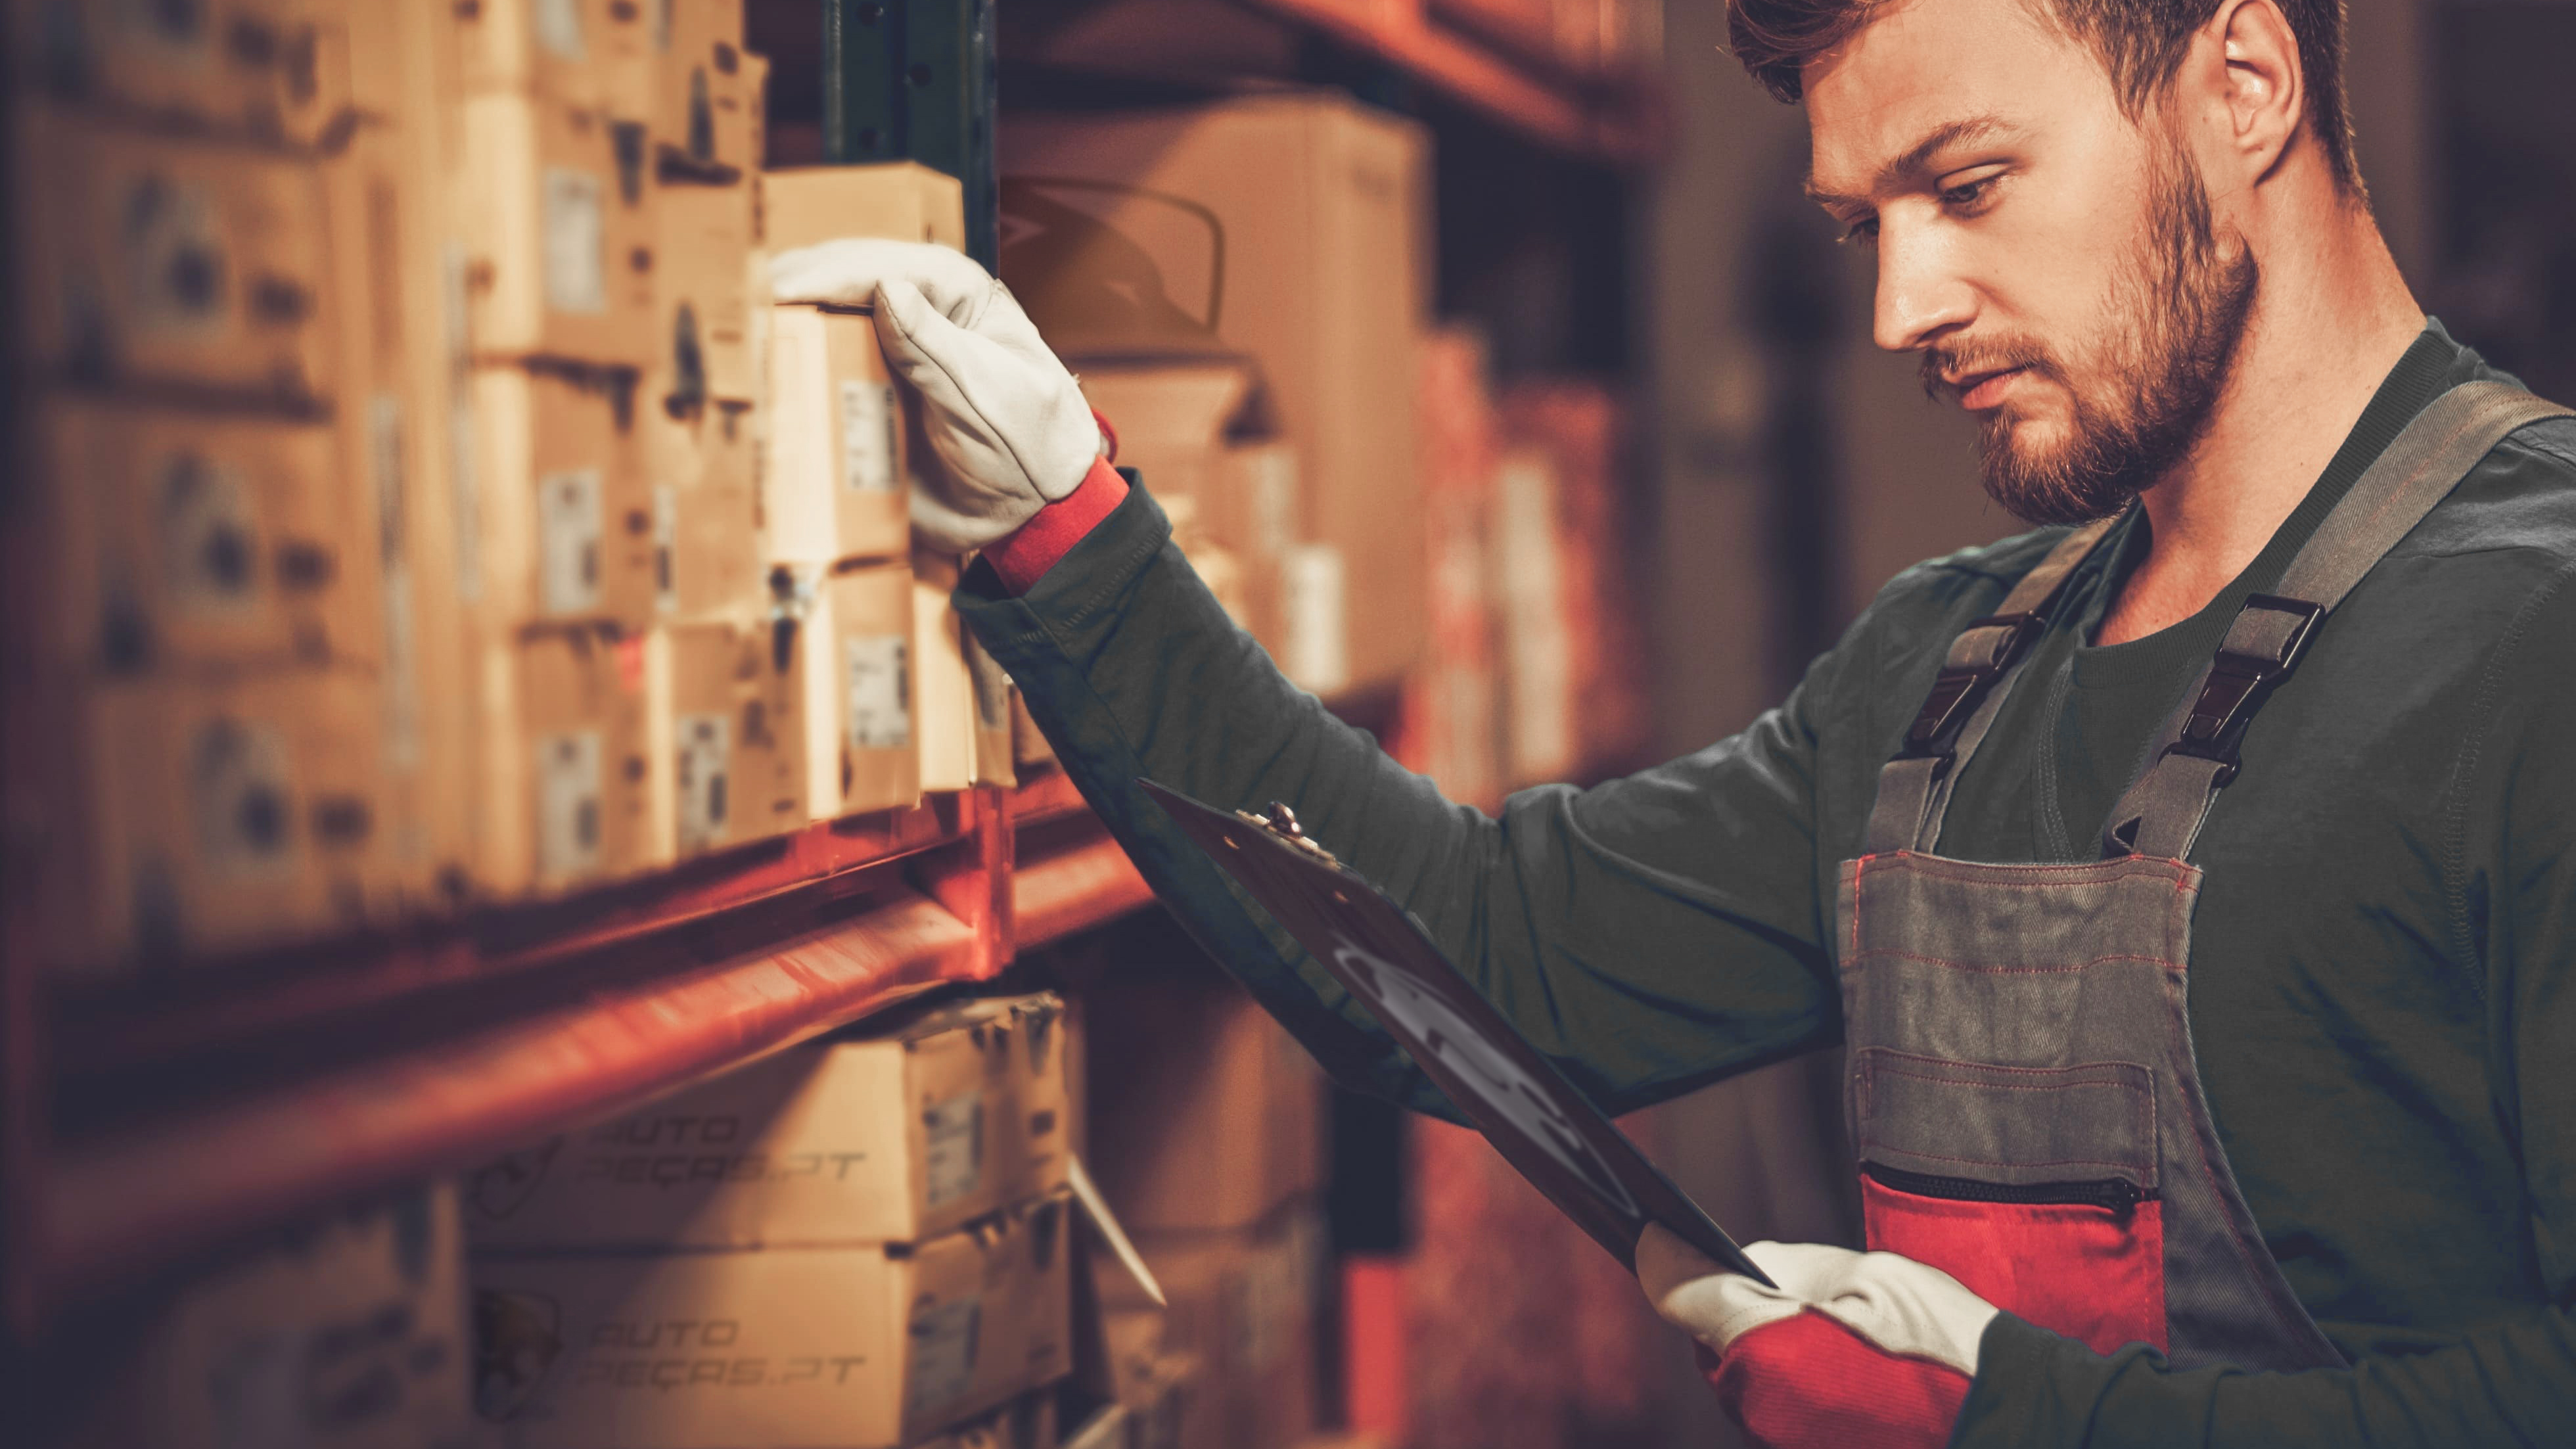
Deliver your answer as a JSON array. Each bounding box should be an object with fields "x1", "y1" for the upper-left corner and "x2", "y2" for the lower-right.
[
  {"x1": 2401, "y1": 412, "x2": 2576, "y2": 569},
  {"x1": 1862, "y1": 526, "x2": 2077, "y2": 628}
]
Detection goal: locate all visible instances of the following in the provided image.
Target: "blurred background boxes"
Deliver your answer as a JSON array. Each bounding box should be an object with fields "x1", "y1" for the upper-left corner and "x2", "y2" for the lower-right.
[
  {"x1": 1000, "y1": 95, "x2": 1431, "y2": 699},
  {"x1": 55, "y1": 1182, "x2": 471, "y2": 1449},
  {"x1": 651, "y1": 615, "x2": 803, "y2": 856},
  {"x1": 466, "y1": 994, "x2": 1070, "y2": 1250},
  {"x1": 445, "y1": 0, "x2": 653, "y2": 117},
  {"x1": 470, "y1": 1189, "x2": 1074, "y2": 1449},
  {"x1": 767, "y1": 303, "x2": 912, "y2": 567},
  {"x1": 469, "y1": 365, "x2": 658, "y2": 632},
  {"x1": 1099, "y1": 1203, "x2": 1326, "y2": 1449},
  {"x1": 457, "y1": 93, "x2": 656, "y2": 365},
  {"x1": 472, "y1": 626, "x2": 656, "y2": 898},
  {"x1": 12, "y1": 106, "x2": 335, "y2": 403}
]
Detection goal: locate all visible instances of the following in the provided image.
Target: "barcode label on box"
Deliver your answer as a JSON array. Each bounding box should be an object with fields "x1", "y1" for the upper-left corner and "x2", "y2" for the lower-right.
[
  {"x1": 537, "y1": 469, "x2": 605, "y2": 615},
  {"x1": 837, "y1": 380, "x2": 898, "y2": 494},
  {"x1": 1282, "y1": 543, "x2": 1348, "y2": 695},
  {"x1": 843, "y1": 635, "x2": 911, "y2": 750},
  {"x1": 921, "y1": 1094, "x2": 984, "y2": 1207},
  {"x1": 906, "y1": 1298, "x2": 981, "y2": 1416},
  {"x1": 191, "y1": 718, "x2": 299, "y2": 880},
  {"x1": 676, "y1": 713, "x2": 731, "y2": 851},
  {"x1": 536, "y1": 731, "x2": 603, "y2": 879},
  {"x1": 540, "y1": 168, "x2": 609, "y2": 316},
  {"x1": 534, "y1": 0, "x2": 588, "y2": 60},
  {"x1": 157, "y1": 451, "x2": 260, "y2": 616}
]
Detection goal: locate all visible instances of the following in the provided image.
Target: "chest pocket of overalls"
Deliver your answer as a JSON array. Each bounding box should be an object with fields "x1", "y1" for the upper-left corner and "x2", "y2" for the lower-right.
[{"x1": 1852, "y1": 1047, "x2": 2168, "y2": 1356}]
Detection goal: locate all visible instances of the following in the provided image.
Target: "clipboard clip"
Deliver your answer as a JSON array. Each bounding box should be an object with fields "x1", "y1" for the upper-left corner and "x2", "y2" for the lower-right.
[{"x1": 1235, "y1": 800, "x2": 1343, "y2": 868}]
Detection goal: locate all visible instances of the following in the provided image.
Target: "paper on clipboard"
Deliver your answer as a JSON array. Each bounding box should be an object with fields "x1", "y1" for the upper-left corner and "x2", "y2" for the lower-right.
[{"x1": 1139, "y1": 779, "x2": 1772, "y2": 1285}]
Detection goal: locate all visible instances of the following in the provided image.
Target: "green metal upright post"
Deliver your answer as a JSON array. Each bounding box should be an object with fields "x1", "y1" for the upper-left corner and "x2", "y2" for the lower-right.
[{"x1": 821, "y1": 0, "x2": 1000, "y2": 272}]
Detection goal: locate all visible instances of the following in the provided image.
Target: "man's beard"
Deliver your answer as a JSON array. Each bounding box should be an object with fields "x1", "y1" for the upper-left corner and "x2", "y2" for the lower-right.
[{"x1": 1923, "y1": 142, "x2": 2261, "y2": 526}]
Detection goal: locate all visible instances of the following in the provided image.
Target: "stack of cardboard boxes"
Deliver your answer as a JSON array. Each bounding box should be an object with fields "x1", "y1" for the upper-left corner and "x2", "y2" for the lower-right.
[
  {"x1": 1082, "y1": 945, "x2": 1331, "y2": 1449},
  {"x1": 11, "y1": 0, "x2": 402, "y2": 971},
  {"x1": 466, "y1": 993, "x2": 1078, "y2": 1448}
]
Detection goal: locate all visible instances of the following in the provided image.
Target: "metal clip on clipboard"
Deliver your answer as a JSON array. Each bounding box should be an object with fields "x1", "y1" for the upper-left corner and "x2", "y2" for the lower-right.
[{"x1": 1141, "y1": 779, "x2": 1772, "y2": 1285}]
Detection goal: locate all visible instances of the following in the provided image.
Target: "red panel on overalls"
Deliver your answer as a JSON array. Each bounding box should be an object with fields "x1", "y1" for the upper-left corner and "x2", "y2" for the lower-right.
[{"x1": 1860, "y1": 1178, "x2": 2166, "y2": 1358}]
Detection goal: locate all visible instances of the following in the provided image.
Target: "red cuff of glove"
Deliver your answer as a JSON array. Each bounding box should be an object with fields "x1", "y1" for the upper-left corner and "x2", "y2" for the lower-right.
[
  {"x1": 1700, "y1": 1314, "x2": 1971, "y2": 1449},
  {"x1": 982, "y1": 454, "x2": 1129, "y2": 595}
]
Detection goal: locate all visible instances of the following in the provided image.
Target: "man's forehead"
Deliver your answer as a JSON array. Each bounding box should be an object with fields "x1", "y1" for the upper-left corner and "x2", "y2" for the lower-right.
[{"x1": 1802, "y1": 0, "x2": 2096, "y2": 196}]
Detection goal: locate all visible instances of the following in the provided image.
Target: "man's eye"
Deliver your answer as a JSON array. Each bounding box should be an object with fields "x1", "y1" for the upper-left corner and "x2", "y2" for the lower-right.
[
  {"x1": 1939, "y1": 174, "x2": 2002, "y2": 212},
  {"x1": 1840, "y1": 216, "x2": 1880, "y2": 247}
]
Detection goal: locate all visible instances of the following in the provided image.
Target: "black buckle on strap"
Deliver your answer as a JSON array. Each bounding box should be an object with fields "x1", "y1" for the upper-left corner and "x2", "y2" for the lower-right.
[
  {"x1": 2167, "y1": 593, "x2": 2326, "y2": 782},
  {"x1": 1901, "y1": 611, "x2": 2044, "y2": 758}
]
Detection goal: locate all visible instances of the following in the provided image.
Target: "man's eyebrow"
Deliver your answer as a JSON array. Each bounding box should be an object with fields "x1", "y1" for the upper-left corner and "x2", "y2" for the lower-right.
[{"x1": 1805, "y1": 114, "x2": 2018, "y2": 209}]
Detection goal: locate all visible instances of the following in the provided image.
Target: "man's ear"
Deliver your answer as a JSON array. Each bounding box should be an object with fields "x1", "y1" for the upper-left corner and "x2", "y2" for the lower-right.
[{"x1": 2211, "y1": 0, "x2": 2304, "y2": 183}]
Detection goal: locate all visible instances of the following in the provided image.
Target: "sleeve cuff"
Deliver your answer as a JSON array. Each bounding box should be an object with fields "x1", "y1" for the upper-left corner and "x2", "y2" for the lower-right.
[{"x1": 981, "y1": 455, "x2": 1131, "y2": 596}]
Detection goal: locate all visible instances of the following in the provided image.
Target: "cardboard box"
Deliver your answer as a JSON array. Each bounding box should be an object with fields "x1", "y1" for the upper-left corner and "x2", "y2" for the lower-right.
[
  {"x1": 917, "y1": 1391, "x2": 1060, "y2": 1449},
  {"x1": 655, "y1": 177, "x2": 757, "y2": 406},
  {"x1": 467, "y1": 992, "x2": 1070, "y2": 1249},
  {"x1": 60, "y1": 1181, "x2": 471, "y2": 1449},
  {"x1": 764, "y1": 161, "x2": 966, "y2": 254},
  {"x1": 1001, "y1": 98, "x2": 1431, "y2": 695},
  {"x1": 473, "y1": 626, "x2": 656, "y2": 897},
  {"x1": 446, "y1": 0, "x2": 651, "y2": 114},
  {"x1": 650, "y1": 400, "x2": 764, "y2": 620},
  {"x1": 766, "y1": 561, "x2": 921, "y2": 821},
  {"x1": 39, "y1": 402, "x2": 364, "y2": 672},
  {"x1": 766, "y1": 303, "x2": 911, "y2": 566},
  {"x1": 1100, "y1": 1205, "x2": 1324, "y2": 1449},
  {"x1": 645, "y1": 615, "x2": 802, "y2": 856},
  {"x1": 911, "y1": 550, "x2": 976, "y2": 793},
  {"x1": 470, "y1": 1191, "x2": 1075, "y2": 1449},
  {"x1": 72, "y1": 667, "x2": 385, "y2": 971},
  {"x1": 13, "y1": 108, "x2": 334, "y2": 404},
  {"x1": 1491, "y1": 447, "x2": 1576, "y2": 787},
  {"x1": 9, "y1": 0, "x2": 329, "y2": 139},
  {"x1": 655, "y1": 3, "x2": 762, "y2": 178},
  {"x1": 459, "y1": 92, "x2": 656, "y2": 365},
  {"x1": 1084, "y1": 964, "x2": 1326, "y2": 1233},
  {"x1": 470, "y1": 364, "x2": 658, "y2": 630}
]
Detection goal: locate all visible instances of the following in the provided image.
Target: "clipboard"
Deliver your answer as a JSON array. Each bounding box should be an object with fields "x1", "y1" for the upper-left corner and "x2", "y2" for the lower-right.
[{"x1": 1140, "y1": 779, "x2": 1772, "y2": 1285}]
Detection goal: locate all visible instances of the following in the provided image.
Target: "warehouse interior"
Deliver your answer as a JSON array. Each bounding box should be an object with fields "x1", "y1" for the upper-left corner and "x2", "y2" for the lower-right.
[{"x1": 2, "y1": 1, "x2": 2571, "y2": 1446}]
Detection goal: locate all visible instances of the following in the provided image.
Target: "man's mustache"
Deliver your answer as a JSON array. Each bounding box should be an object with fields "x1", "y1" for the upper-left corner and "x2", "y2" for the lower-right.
[{"x1": 1920, "y1": 344, "x2": 2060, "y2": 405}]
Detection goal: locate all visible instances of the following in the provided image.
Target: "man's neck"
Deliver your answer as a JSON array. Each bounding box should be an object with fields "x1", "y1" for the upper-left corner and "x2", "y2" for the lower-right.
[{"x1": 2096, "y1": 204, "x2": 2424, "y2": 647}]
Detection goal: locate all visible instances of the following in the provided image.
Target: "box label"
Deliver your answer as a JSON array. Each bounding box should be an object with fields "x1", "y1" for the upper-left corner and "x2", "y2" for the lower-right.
[
  {"x1": 535, "y1": 0, "x2": 588, "y2": 61},
  {"x1": 837, "y1": 380, "x2": 898, "y2": 494},
  {"x1": 190, "y1": 717, "x2": 299, "y2": 880},
  {"x1": 844, "y1": 634, "x2": 911, "y2": 750},
  {"x1": 538, "y1": 469, "x2": 606, "y2": 614},
  {"x1": 536, "y1": 731, "x2": 604, "y2": 878},
  {"x1": 121, "y1": 175, "x2": 225, "y2": 334},
  {"x1": 154, "y1": 449, "x2": 261, "y2": 616},
  {"x1": 676, "y1": 712, "x2": 731, "y2": 850},
  {"x1": 1282, "y1": 543, "x2": 1348, "y2": 695},
  {"x1": 906, "y1": 1298, "x2": 981, "y2": 1417},
  {"x1": 541, "y1": 168, "x2": 609, "y2": 316},
  {"x1": 966, "y1": 635, "x2": 1011, "y2": 731},
  {"x1": 921, "y1": 1093, "x2": 984, "y2": 1207},
  {"x1": 652, "y1": 482, "x2": 678, "y2": 613}
]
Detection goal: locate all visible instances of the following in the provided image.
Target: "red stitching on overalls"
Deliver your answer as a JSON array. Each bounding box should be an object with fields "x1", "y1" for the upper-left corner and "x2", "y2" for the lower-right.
[{"x1": 1864, "y1": 1145, "x2": 2150, "y2": 1175}]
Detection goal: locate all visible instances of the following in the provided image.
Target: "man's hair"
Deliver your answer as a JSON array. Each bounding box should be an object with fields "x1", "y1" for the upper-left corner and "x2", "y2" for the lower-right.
[{"x1": 1728, "y1": 0, "x2": 2363, "y2": 193}]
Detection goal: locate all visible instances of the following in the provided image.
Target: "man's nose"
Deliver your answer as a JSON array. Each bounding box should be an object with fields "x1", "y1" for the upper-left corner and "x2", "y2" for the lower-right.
[{"x1": 1872, "y1": 221, "x2": 1976, "y2": 354}]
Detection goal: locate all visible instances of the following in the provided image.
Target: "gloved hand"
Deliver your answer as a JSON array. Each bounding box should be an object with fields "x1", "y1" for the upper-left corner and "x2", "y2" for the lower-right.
[
  {"x1": 768, "y1": 239, "x2": 1101, "y2": 551},
  {"x1": 1636, "y1": 1226, "x2": 1998, "y2": 1449}
]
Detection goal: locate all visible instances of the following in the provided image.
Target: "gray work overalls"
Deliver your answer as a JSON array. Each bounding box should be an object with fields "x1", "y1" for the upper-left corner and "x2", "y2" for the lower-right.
[{"x1": 1837, "y1": 382, "x2": 2569, "y2": 1369}]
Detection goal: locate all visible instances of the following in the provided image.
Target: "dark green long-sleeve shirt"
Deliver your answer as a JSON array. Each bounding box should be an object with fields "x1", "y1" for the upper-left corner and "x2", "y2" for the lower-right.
[{"x1": 957, "y1": 321, "x2": 2576, "y2": 1445}]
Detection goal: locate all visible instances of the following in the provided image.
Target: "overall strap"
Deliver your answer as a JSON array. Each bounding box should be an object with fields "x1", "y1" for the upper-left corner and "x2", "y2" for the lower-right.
[
  {"x1": 1862, "y1": 516, "x2": 2121, "y2": 854},
  {"x1": 2105, "y1": 381, "x2": 2576, "y2": 860}
]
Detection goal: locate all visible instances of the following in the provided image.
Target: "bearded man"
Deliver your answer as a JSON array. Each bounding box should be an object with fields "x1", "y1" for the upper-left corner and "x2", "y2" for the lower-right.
[{"x1": 770, "y1": 0, "x2": 2576, "y2": 1438}]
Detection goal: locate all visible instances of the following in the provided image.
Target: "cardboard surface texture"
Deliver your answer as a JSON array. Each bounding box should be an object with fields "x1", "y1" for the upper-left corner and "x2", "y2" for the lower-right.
[
  {"x1": 10, "y1": 0, "x2": 321, "y2": 138},
  {"x1": 764, "y1": 162, "x2": 967, "y2": 255},
  {"x1": 655, "y1": 3, "x2": 762, "y2": 178},
  {"x1": 40, "y1": 402, "x2": 365, "y2": 672},
  {"x1": 655, "y1": 178, "x2": 758, "y2": 406},
  {"x1": 471, "y1": 365, "x2": 658, "y2": 630},
  {"x1": 646, "y1": 616, "x2": 793, "y2": 856},
  {"x1": 75, "y1": 666, "x2": 388, "y2": 971},
  {"x1": 461, "y1": 92, "x2": 656, "y2": 365},
  {"x1": 904, "y1": 1383, "x2": 1059, "y2": 1449},
  {"x1": 14, "y1": 108, "x2": 335, "y2": 404},
  {"x1": 63, "y1": 1181, "x2": 472, "y2": 1449},
  {"x1": 767, "y1": 305, "x2": 911, "y2": 566},
  {"x1": 474, "y1": 626, "x2": 656, "y2": 897},
  {"x1": 467, "y1": 992, "x2": 1070, "y2": 1248},
  {"x1": 1084, "y1": 971, "x2": 1326, "y2": 1233},
  {"x1": 911, "y1": 550, "x2": 979, "y2": 793},
  {"x1": 1099, "y1": 1205, "x2": 1324, "y2": 1449},
  {"x1": 470, "y1": 1190, "x2": 1075, "y2": 1449},
  {"x1": 757, "y1": 561, "x2": 921, "y2": 822},
  {"x1": 1001, "y1": 97, "x2": 1431, "y2": 693},
  {"x1": 650, "y1": 400, "x2": 764, "y2": 620},
  {"x1": 447, "y1": 0, "x2": 652, "y2": 115}
]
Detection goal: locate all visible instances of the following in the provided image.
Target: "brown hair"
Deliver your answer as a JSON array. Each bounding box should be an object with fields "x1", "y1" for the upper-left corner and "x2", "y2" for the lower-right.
[{"x1": 1728, "y1": 0, "x2": 2362, "y2": 191}]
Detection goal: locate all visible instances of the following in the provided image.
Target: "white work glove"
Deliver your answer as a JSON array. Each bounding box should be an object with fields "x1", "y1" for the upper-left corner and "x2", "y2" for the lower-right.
[
  {"x1": 769, "y1": 239, "x2": 1101, "y2": 551},
  {"x1": 1637, "y1": 1227, "x2": 1998, "y2": 1449}
]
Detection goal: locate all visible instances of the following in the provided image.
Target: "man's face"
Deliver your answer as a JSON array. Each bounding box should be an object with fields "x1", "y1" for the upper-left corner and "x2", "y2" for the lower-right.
[{"x1": 1803, "y1": 0, "x2": 2259, "y2": 524}]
